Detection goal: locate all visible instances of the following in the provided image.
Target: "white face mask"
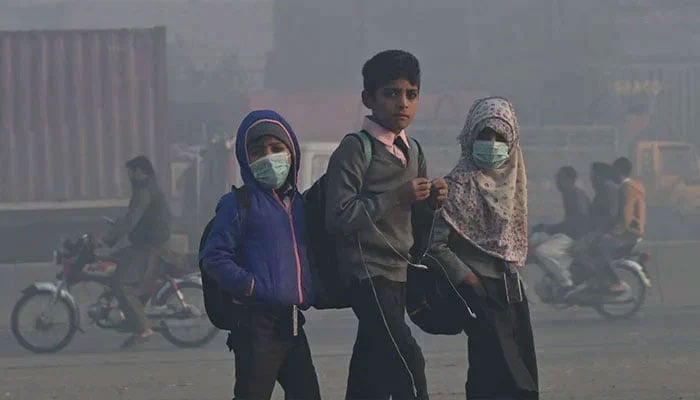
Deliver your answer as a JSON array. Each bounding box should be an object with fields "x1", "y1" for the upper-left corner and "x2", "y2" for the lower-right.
[
  {"x1": 250, "y1": 152, "x2": 291, "y2": 189},
  {"x1": 472, "y1": 140, "x2": 510, "y2": 169}
]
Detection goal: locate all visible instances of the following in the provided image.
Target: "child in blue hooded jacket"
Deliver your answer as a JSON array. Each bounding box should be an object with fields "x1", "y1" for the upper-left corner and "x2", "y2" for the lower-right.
[{"x1": 200, "y1": 110, "x2": 320, "y2": 400}]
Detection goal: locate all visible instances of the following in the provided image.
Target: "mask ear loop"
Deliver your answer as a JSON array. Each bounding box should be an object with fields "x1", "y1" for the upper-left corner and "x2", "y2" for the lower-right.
[
  {"x1": 424, "y1": 253, "x2": 477, "y2": 319},
  {"x1": 419, "y1": 208, "x2": 477, "y2": 319},
  {"x1": 357, "y1": 235, "x2": 419, "y2": 399},
  {"x1": 360, "y1": 204, "x2": 477, "y2": 319},
  {"x1": 358, "y1": 202, "x2": 419, "y2": 398},
  {"x1": 360, "y1": 203, "x2": 428, "y2": 270}
]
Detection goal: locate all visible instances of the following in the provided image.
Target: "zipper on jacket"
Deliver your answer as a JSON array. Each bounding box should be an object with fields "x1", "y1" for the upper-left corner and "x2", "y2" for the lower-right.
[
  {"x1": 292, "y1": 305, "x2": 299, "y2": 337},
  {"x1": 272, "y1": 191, "x2": 304, "y2": 305}
]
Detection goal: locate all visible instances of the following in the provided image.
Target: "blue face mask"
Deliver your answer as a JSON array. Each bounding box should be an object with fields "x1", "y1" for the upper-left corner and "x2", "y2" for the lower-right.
[
  {"x1": 472, "y1": 140, "x2": 510, "y2": 169},
  {"x1": 250, "y1": 152, "x2": 291, "y2": 189}
]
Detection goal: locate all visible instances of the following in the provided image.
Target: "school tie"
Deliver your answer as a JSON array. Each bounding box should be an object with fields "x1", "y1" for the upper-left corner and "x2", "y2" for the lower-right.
[{"x1": 393, "y1": 136, "x2": 409, "y2": 166}]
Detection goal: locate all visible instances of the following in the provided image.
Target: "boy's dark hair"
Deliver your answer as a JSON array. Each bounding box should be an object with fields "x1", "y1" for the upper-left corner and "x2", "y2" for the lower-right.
[
  {"x1": 126, "y1": 155, "x2": 155, "y2": 176},
  {"x1": 613, "y1": 157, "x2": 633, "y2": 177},
  {"x1": 591, "y1": 162, "x2": 616, "y2": 182},
  {"x1": 557, "y1": 166, "x2": 578, "y2": 181},
  {"x1": 362, "y1": 50, "x2": 421, "y2": 95}
]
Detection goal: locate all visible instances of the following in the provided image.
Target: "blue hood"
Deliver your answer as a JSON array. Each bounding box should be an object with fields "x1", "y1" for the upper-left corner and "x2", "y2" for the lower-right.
[
  {"x1": 200, "y1": 109, "x2": 314, "y2": 309},
  {"x1": 235, "y1": 110, "x2": 301, "y2": 190}
]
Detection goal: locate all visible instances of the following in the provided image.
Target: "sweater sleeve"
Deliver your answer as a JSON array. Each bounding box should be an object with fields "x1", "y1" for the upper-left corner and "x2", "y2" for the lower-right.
[
  {"x1": 426, "y1": 215, "x2": 473, "y2": 286},
  {"x1": 104, "y1": 187, "x2": 150, "y2": 247},
  {"x1": 325, "y1": 136, "x2": 403, "y2": 234}
]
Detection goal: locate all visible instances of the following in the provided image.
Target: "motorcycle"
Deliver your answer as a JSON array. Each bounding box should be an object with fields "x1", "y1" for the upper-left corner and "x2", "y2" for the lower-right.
[
  {"x1": 528, "y1": 234, "x2": 652, "y2": 320},
  {"x1": 11, "y1": 233, "x2": 218, "y2": 353}
]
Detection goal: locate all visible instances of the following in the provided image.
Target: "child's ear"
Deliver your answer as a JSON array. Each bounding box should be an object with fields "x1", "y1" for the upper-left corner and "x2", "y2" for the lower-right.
[{"x1": 361, "y1": 90, "x2": 374, "y2": 110}]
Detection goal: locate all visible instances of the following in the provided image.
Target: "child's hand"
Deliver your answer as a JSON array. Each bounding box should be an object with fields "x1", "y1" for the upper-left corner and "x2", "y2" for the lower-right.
[
  {"x1": 399, "y1": 178, "x2": 431, "y2": 204},
  {"x1": 428, "y1": 178, "x2": 448, "y2": 208},
  {"x1": 464, "y1": 270, "x2": 480, "y2": 287}
]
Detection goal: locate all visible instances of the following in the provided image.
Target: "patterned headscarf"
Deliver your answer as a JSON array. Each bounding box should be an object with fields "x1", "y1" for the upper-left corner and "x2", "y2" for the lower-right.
[{"x1": 441, "y1": 97, "x2": 528, "y2": 266}]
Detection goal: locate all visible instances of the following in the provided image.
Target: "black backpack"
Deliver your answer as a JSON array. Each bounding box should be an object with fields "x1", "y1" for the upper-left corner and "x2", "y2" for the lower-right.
[
  {"x1": 199, "y1": 185, "x2": 249, "y2": 331},
  {"x1": 304, "y1": 131, "x2": 422, "y2": 309},
  {"x1": 406, "y1": 262, "x2": 466, "y2": 335},
  {"x1": 405, "y1": 193, "x2": 466, "y2": 336}
]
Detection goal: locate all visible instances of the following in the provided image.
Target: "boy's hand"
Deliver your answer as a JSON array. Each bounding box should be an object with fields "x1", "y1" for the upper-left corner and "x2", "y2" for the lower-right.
[
  {"x1": 428, "y1": 178, "x2": 448, "y2": 208},
  {"x1": 463, "y1": 270, "x2": 480, "y2": 287},
  {"x1": 399, "y1": 178, "x2": 431, "y2": 204},
  {"x1": 463, "y1": 270, "x2": 487, "y2": 298}
]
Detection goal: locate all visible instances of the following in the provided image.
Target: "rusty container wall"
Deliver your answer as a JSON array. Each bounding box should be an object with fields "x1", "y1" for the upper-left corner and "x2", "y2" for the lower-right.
[
  {"x1": 611, "y1": 62, "x2": 700, "y2": 145},
  {"x1": 0, "y1": 26, "x2": 168, "y2": 205}
]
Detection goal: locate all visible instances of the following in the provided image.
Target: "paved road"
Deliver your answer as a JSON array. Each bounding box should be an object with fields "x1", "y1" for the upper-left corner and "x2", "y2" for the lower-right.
[{"x1": 2, "y1": 304, "x2": 700, "y2": 400}]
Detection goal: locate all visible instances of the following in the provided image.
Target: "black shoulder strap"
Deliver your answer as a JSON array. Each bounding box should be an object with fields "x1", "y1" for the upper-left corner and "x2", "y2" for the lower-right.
[
  {"x1": 232, "y1": 185, "x2": 250, "y2": 227},
  {"x1": 200, "y1": 185, "x2": 251, "y2": 268},
  {"x1": 233, "y1": 185, "x2": 250, "y2": 211},
  {"x1": 409, "y1": 137, "x2": 424, "y2": 164},
  {"x1": 200, "y1": 185, "x2": 249, "y2": 253}
]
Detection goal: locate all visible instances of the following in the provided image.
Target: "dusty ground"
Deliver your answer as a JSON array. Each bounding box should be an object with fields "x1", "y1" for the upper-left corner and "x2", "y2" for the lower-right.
[{"x1": 2, "y1": 304, "x2": 700, "y2": 400}]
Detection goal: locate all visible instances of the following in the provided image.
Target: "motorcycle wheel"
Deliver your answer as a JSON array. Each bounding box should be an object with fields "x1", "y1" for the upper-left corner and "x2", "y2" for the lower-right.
[
  {"x1": 11, "y1": 291, "x2": 77, "y2": 353},
  {"x1": 157, "y1": 281, "x2": 219, "y2": 348},
  {"x1": 594, "y1": 263, "x2": 647, "y2": 320}
]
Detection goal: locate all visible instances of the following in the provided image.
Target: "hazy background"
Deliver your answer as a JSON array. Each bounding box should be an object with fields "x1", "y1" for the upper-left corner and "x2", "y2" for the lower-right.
[
  {"x1": 1, "y1": 0, "x2": 696, "y2": 142},
  {"x1": 1, "y1": 2, "x2": 700, "y2": 399},
  {"x1": 0, "y1": 0, "x2": 699, "y2": 257}
]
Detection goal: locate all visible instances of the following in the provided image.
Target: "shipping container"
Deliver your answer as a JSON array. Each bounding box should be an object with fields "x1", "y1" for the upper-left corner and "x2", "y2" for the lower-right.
[
  {"x1": 609, "y1": 61, "x2": 700, "y2": 146},
  {"x1": 0, "y1": 26, "x2": 169, "y2": 209}
]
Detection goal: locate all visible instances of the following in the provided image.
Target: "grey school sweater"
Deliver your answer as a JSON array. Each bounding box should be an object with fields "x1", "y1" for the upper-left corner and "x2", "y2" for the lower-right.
[{"x1": 325, "y1": 133, "x2": 430, "y2": 283}]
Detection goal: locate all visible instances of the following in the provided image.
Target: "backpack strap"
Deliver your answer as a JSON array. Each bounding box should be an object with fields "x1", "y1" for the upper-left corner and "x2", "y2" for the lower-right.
[
  {"x1": 233, "y1": 185, "x2": 250, "y2": 210},
  {"x1": 232, "y1": 185, "x2": 250, "y2": 226},
  {"x1": 408, "y1": 137, "x2": 422, "y2": 160},
  {"x1": 350, "y1": 130, "x2": 373, "y2": 172},
  {"x1": 349, "y1": 130, "x2": 422, "y2": 172},
  {"x1": 201, "y1": 185, "x2": 250, "y2": 253},
  {"x1": 408, "y1": 137, "x2": 425, "y2": 167}
]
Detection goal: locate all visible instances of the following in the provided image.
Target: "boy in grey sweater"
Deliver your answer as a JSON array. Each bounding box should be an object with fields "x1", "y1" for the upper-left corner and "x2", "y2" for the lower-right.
[{"x1": 325, "y1": 50, "x2": 447, "y2": 400}]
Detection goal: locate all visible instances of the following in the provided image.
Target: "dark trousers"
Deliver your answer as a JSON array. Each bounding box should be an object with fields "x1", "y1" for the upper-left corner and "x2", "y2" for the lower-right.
[
  {"x1": 577, "y1": 232, "x2": 639, "y2": 287},
  {"x1": 111, "y1": 245, "x2": 154, "y2": 333},
  {"x1": 113, "y1": 283, "x2": 150, "y2": 333},
  {"x1": 346, "y1": 276, "x2": 429, "y2": 400},
  {"x1": 229, "y1": 307, "x2": 320, "y2": 400},
  {"x1": 459, "y1": 278, "x2": 539, "y2": 400}
]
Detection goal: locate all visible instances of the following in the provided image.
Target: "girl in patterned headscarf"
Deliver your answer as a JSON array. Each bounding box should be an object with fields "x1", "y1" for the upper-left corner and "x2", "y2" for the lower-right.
[{"x1": 426, "y1": 97, "x2": 539, "y2": 399}]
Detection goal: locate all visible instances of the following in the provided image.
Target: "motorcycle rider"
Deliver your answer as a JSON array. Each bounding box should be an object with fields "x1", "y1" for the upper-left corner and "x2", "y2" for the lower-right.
[
  {"x1": 531, "y1": 166, "x2": 590, "y2": 290},
  {"x1": 571, "y1": 162, "x2": 624, "y2": 295},
  {"x1": 613, "y1": 157, "x2": 646, "y2": 236},
  {"x1": 99, "y1": 156, "x2": 172, "y2": 348},
  {"x1": 604, "y1": 157, "x2": 647, "y2": 272}
]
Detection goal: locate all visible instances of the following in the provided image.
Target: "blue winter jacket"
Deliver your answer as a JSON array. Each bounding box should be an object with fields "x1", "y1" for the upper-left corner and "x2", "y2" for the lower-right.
[{"x1": 199, "y1": 110, "x2": 314, "y2": 309}]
